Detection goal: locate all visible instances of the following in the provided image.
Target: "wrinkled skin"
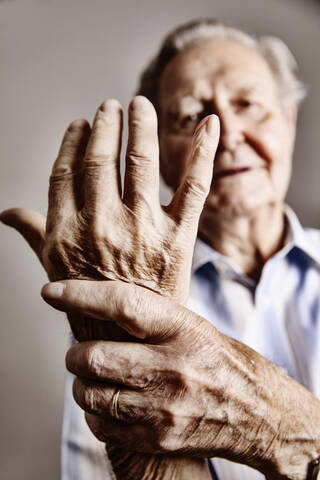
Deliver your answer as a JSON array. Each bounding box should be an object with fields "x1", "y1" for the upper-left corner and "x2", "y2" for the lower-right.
[
  {"x1": 1, "y1": 97, "x2": 219, "y2": 343},
  {"x1": 43, "y1": 279, "x2": 320, "y2": 480},
  {"x1": 1, "y1": 96, "x2": 219, "y2": 478}
]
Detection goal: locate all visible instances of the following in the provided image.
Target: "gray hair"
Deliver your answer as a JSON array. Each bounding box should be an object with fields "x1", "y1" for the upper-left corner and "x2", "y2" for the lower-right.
[{"x1": 136, "y1": 18, "x2": 306, "y2": 110}]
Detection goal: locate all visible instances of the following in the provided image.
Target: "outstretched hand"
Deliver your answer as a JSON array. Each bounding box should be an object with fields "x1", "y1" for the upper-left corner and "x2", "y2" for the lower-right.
[{"x1": 1, "y1": 97, "x2": 219, "y2": 304}]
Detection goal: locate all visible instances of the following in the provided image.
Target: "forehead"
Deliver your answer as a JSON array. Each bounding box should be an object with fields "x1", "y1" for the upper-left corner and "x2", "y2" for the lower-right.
[{"x1": 158, "y1": 38, "x2": 278, "y2": 108}]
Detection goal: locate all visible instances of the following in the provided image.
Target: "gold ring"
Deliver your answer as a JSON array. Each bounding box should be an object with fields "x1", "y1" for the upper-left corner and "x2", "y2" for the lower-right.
[{"x1": 111, "y1": 387, "x2": 121, "y2": 420}]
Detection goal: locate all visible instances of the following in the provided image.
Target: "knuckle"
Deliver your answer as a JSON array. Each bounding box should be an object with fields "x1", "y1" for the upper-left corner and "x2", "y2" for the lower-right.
[
  {"x1": 115, "y1": 285, "x2": 146, "y2": 336},
  {"x1": 116, "y1": 391, "x2": 134, "y2": 422},
  {"x1": 153, "y1": 425, "x2": 173, "y2": 452},
  {"x1": 157, "y1": 434, "x2": 176, "y2": 453},
  {"x1": 50, "y1": 162, "x2": 74, "y2": 179},
  {"x1": 74, "y1": 379, "x2": 105, "y2": 415},
  {"x1": 82, "y1": 384, "x2": 97, "y2": 412},
  {"x1": 183, "y1": 177, "x2": 208, "y2": 199},
  {"x1": 95, "y1": 116, "x2": 115, "y2": 130},
  {"x1": 85, "y1": 345, "x2": 105, "y2": 377},
  {"x1": 127, "y1": 150, "x2": 152, "y2": 167},
  {"x1": 84, "y1": 152, "x2": 115, "y2": 168},
  {"x1": 117, "y1": 391, "x2": 147, "y2": 423},
  {"x1": 125, "y1": 287, "x2": 144, "y2": 316},
  {"x1": 83, "y1": 387, "x2": 102, "y2": 414},
  {"x1": 153, "y1": 406, "x2": 180, "y2": 453},
  {"x1": 134, "y1": 373, "x2": 149, "y2": 390},
  {"x1": 115, "y1": 285, "x2": 132, "y2": 317},
  {"x1": 193, "y1": 143, "x2": 211, "y2": 158}
]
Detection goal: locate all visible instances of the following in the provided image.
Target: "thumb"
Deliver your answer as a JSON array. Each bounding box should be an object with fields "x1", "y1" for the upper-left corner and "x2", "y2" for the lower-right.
[
  {"x1": 1, "y1": 207, "x2": 46, "y2": 261},
  {"x1": 41, "y1": 279, "x2": 186, "y2": 341}
]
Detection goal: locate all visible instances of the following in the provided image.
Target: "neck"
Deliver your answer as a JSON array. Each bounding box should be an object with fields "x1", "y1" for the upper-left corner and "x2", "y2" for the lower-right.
[{"x1": 198, "y1": 203, "x2": 287, "y2": 281}]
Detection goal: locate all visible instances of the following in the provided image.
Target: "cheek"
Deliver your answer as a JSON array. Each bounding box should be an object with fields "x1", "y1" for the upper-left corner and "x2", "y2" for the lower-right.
[
  {"x1": 247, "y1": 121, "x2": 283, "y2": 165},
  {"x1": 159, "y1": 134, "x2": 192, "y2": 190},
  {"x1": 247, "y1": 121, "x2": 293, "y2": 197}
]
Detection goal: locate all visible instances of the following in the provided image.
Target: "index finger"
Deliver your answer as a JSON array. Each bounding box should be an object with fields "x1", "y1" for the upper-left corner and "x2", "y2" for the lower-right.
[{"x1": 168, "y1": 115, "x2": 219, "y2": 226}]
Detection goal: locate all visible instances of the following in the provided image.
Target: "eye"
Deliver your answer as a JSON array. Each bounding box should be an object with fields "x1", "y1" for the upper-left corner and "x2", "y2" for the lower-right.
[
  {"x1": 234, "y1": 99, "x2": 266, "y2": 122},
  {"x1": 167, "y1": 111, "x2": 202, "y2": 134},
  {"x1": 236, "y1": 99, "x2": 254, "y2": 110}
]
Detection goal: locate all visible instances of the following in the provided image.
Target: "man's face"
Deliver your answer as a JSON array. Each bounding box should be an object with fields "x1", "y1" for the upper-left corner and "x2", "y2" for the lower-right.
[{"x1": 158, "y1": 38, "x2": 297, "y2": 217}]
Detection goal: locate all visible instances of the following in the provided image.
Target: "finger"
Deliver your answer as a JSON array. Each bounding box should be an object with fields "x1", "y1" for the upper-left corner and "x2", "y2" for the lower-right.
[
  {"x1": 168, "y1": 115, "x2": 219, "y2": 226},
  {"x1": 123, "y1": 96, "x2": 160, "y2": 212},
  {"x1": 41, "y1": 279, "x2": 190, "y2": 340},
  {"x1": 47, "y1": 119, "x2": 91, "y2": 230},
  {"x1": 72, "y1": 377, "x2": 151, "y2": 424},
  {"x1": 66, "y1": 340, "x2": 160, "y2": 387},
  {"x1": 85, "y1": 412, "x2": 153, "y2": 451},
  {"x1": 83, "y1": 99, "x2": 122, "y2": 214},
  {"x1": 1, "y1": 207, "x2": 45, "y2": 261}
]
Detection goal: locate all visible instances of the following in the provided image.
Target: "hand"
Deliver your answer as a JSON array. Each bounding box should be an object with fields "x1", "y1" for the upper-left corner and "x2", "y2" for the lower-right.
[
  {"x1": 42, "y1": 278, "x2": 320, "y2": 479},
  {"x1": 0, "y1": 97, "x2": 219, "y2": 305},
  {"x1": 1, "y1": 97, "x2": 218, "y2": 342}
]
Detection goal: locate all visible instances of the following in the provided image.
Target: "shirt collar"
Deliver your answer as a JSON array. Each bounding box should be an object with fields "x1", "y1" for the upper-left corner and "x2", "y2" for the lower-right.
[
  {"x1": 192, "y1": 205, "x2": 320, "y2": 274},
  {"x1": 283, "y1": 205, "x2": 320, "y2": 266}
]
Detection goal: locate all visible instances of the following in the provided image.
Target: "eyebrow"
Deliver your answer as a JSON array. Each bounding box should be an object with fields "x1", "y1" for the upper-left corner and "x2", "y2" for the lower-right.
[
  {"x1": 232, "y1": 83, "x2": 264, "y2": 96},
  {"x1": 167, "y1": 82, "x2": 264, "y2": 117}
]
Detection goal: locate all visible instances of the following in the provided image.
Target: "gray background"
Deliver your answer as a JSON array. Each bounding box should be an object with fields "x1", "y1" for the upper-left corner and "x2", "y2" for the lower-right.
[{"x1": 0, "y1": 0, "x2": 319, "y2": 478}]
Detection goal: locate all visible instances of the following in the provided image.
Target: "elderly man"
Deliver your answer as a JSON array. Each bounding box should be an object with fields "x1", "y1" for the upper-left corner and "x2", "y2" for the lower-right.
[{"x1": 2, "y1": 18, "x2": 320, "y2": 480}]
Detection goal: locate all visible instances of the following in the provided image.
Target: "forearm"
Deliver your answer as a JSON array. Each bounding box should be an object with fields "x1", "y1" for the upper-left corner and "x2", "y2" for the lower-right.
[
  {"x1": 206, "y1": 337, "x2": 320, "y2": 480},
  {"x1": 258, "y1": 363, "x2": 320, "y2": 480},
  {"x1": 107, "y1": 447, "x2": 211, "y2": 480}
]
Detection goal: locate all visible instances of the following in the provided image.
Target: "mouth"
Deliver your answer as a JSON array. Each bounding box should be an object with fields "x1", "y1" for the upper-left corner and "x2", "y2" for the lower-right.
[{"x1": 214, "y1": 167, "x2": 251, "y2": 180}]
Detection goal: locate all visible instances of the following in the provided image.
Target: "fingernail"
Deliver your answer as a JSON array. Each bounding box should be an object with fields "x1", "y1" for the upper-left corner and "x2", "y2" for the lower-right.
[
  {"x1": 206, "y1": 115, "x2": 219, "y2": 136},
  {"x1": 41, "y1": 282, "x2": 65, "y2": 300}
]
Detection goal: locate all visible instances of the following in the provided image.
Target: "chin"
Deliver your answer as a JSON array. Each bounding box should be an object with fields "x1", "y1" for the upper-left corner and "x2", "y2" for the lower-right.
[{"x1": 204, "y1": 191, "x2": 272, "y2": 219}]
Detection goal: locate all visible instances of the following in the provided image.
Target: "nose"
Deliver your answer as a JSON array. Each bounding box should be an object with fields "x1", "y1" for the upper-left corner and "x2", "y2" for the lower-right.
[{"x1": 217, "y1": 110, "x2": 245, "y2": 152}]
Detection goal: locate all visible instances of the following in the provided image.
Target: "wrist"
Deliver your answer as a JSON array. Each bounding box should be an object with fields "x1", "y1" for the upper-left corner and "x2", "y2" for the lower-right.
[
  {"x1": 245, "y1": 360, "x2": 320, "y2": 480},
  {"x1": 107, "y1": 447, "x2": 211, "y2": 480}
]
